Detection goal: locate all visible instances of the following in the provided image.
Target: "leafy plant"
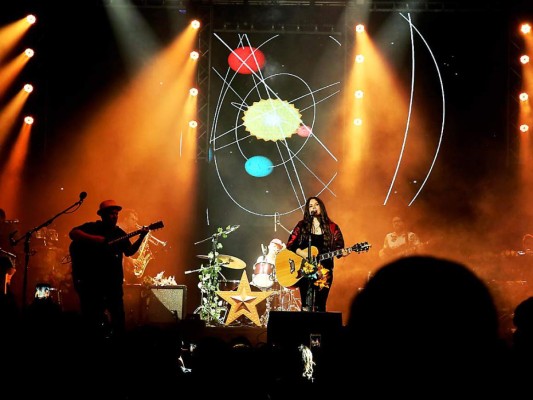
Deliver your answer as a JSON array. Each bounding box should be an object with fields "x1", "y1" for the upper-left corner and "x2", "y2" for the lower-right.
[{"x1": 196, "y1": 226, "x2": 234, "y2": 324}]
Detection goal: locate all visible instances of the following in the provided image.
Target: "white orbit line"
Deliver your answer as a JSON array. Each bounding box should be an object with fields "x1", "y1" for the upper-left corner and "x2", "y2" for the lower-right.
[
  {"x1": 383, "y1": 13, "x2": 415, "y2": 206},
  {"x1": 399, "y1": 13, "x2": 446, "y2": 207},
  {"x1": 383, "y1": 13, "x2": 446, "y2": 207},
  {"x1": 280, "y1": 139, "x2": 337, "y2": 196}
]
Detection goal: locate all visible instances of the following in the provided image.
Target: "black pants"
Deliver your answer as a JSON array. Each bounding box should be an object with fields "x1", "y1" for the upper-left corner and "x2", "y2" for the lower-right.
[
  {"x1": 75, "y1": 279, "x2": 125, "y2": 339},
  {"x1": 298, "y1": 278, "x2": 331, "y2": 312}
]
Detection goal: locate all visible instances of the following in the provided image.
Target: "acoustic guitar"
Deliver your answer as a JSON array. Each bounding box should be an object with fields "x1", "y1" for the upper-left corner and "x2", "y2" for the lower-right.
[
  {"x1": 275, "y1": 242, "x2": 371, "y2": 289},
  {"x1": 106, "y1": 221, "x2": 164, "y2": 245},
  {"x1": 69, "y1": 221, "x2": 164, "y2": 274}
]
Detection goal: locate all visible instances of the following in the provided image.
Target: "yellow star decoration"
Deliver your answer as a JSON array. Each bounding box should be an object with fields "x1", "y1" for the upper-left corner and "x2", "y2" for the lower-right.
[{"x1": 216, "y1": 270, "x2": 273, "y2": 326}]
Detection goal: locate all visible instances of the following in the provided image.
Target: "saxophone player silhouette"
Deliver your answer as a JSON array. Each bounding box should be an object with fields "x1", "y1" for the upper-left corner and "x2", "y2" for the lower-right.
[{"x1": 119, "y1": 209, "x2": 167, "y2": 283}]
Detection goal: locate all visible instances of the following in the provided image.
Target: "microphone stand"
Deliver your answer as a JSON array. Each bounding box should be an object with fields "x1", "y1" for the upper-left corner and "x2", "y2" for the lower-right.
[
  {"x1": 308, "y1": 217, "x2": 317, "y2": 312},
  {"x1": 11, "y1": 197, "x2": 85, "y2": 310}
]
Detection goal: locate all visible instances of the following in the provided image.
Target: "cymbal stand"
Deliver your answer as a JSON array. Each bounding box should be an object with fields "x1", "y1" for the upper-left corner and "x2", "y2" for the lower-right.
[
  {"x1": 276, "y1": 287, "x2": 301, "y2": 311},
  {"x1": 259, "y1": 291, "x2": 276, "y2": 327}
]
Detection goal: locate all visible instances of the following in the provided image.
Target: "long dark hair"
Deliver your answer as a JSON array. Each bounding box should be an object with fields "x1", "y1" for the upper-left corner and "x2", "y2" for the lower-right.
[{"x1": 301, "y1": 196, "x2": 333, "y2": 245}]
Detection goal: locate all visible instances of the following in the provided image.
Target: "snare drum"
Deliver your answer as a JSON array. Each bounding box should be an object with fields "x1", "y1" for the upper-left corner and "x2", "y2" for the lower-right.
[{"x1": 252, "y1": 262, "x2": 274, "y2": 289}]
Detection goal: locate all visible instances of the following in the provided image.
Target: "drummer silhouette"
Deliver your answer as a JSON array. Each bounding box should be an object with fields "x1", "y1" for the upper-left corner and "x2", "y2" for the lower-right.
[{"x1": 253, "y1": 238, "x2": 285, "y2": 290}]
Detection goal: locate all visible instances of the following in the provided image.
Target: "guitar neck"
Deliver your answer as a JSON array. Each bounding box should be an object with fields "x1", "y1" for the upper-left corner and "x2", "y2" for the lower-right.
[
  {"x1": 107, "y1": 229, "x2": 143, "y2": 246},
  {"x1": 317, "y1": 247, "x2": 346, "y2": 262}
]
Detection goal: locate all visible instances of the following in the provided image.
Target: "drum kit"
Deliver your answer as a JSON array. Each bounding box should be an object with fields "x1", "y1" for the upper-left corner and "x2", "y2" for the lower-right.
[
  {"x1": 194, "y1": 252, "x2": 301, "y2": 327},
  {"x1": 30, "y1": 227, "x2": 70, "y2": 304}
]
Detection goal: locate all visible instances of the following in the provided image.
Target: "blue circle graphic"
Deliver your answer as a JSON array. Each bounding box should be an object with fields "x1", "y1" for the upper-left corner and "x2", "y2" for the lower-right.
[{"x1": 245, "y1": 156, "x2": 273, "y2": 177}]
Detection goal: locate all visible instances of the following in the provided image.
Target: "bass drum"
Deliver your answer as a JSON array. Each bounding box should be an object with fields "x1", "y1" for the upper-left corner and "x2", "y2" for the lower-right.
[{"x1": 252, "y1": 262, "x2": 275, "y2": 289}]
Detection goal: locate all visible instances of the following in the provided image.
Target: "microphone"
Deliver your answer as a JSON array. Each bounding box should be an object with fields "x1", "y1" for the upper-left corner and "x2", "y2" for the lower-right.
[
  {"x1": 79, "y1": 192, "x2": 87, "y2": 201},
  {"x1": 310, "y1": 210, "x2": 316, "y2": 216}
]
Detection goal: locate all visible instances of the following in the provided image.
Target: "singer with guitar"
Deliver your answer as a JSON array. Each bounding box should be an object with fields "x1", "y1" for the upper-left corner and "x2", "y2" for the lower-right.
[
  {"x1": 69, "y1": 199, "x2": 151, "y2": 340},
  {"x1": 285, "y1": 197, "x2": 348, "y2": 312}
]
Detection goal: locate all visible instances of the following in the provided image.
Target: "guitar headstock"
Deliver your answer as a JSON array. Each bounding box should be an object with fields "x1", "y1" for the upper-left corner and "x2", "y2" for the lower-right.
[
  {"x1": 148, "y1": 221, "x2": 164, "y2": 231},
  {"x1": 351, "y1": 242, "x2": 371, "y2": 253}
]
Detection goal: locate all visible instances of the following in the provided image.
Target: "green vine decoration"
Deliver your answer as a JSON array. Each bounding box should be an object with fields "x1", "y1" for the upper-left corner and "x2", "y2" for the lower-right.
[{"x1": 197, "y1": 226, "x2": 233, "y2": 325}]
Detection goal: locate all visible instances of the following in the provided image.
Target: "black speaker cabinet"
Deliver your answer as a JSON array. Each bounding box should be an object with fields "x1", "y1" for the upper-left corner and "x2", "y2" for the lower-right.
[
  {"x1": 142, "y1": 285, "x2": 187, "y2": 325},
  {"x1": 267, "y1": 311, "x2": 342, "y2": 351}
]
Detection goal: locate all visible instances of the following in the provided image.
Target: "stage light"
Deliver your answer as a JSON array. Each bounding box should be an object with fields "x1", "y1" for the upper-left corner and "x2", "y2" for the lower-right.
[
  {"x1": 355, "y1": 90, "x2": 364, "y2": 99},
  {"x1": 355, "y1": 24, "x2": 365, "y2": 33},
  {"x1": 26, "y1": 14, "x2": 36, "y2": 25},
  {"x1": 191, "y1": 20, "x2": 200, "y2": 29},
  {"x1": 355, "y1": 54, "x2": 365, "y2": 63},
  {"x1": 519, "y1": 92, "x2": 529, "y2": 102},
  {"x1": 189, "y1": 88, "x2": 198, "y2": 96},
  {"x1": 520, "y1": 124, "x2": 529, "y2": 132},
  {"x1": 24, "y1": 48, "x2": 34, "y2": 58},
  {"x1": 354, "y1": 118, "x2": 363, "y2": 126},
  {"x1": 520, "y1": 55, "x2": 530, "y2": 64},
  {"x1": 520, "y1": 23, "x2": 531, "y2": 35},
  {"x1": 23, "y1": 84, "x2": 33, "y2": 93},
  {"x1": 189, "y1": 120, "x2": 197, "y2": 128},
  {"x1": 190, "y1": 51, "x2": 199, "y2": 60},
  {"x1": 24, "y1": 116, "x2": 34, "y2": 125}
]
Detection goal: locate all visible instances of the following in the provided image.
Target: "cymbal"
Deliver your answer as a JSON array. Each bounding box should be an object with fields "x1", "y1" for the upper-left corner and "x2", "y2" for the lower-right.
[
  {"x1": 195, "y1": 254, "x2": 246, "y2": 269},
  {"x1": 217, "y1": 254, "x2": 246, "y2": 269}
]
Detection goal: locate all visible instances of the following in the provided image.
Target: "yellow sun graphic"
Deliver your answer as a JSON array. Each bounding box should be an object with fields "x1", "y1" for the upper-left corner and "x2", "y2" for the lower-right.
[{"x1": 242, "y1": 99, "x2": 302, "y2": 142}]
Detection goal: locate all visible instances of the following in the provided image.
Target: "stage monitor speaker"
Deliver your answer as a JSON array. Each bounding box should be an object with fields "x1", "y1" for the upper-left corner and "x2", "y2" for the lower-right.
[
  {"x1": 267, "y1": 311, "x2": 342, "y2": 351},
  {"x1": 143, "y1": 285, "x2": 187, "y2": 325}
]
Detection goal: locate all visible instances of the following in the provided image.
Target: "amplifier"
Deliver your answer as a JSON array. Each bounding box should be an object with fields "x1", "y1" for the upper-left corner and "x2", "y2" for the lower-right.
[
  {"x1": 143, "y1": 285, "x2": 187, "y2": 324},
  {"x1": 124, "y1": 284, "x2": 187, "y2": 327}
]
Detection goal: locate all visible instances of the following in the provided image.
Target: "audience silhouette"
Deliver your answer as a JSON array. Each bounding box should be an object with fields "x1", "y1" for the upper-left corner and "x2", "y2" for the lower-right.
[
  {"x1": 342, "y1": 255, "x2": 515, "y2": 398},
  {"x1": 2, "y1": 254, "x2": 528, "y2": 399}
]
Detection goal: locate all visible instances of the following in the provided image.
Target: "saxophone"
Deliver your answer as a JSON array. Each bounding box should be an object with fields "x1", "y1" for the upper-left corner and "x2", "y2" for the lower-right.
[{"x1": 132, "y1": 230, "x2": 167, "y2": 278}]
